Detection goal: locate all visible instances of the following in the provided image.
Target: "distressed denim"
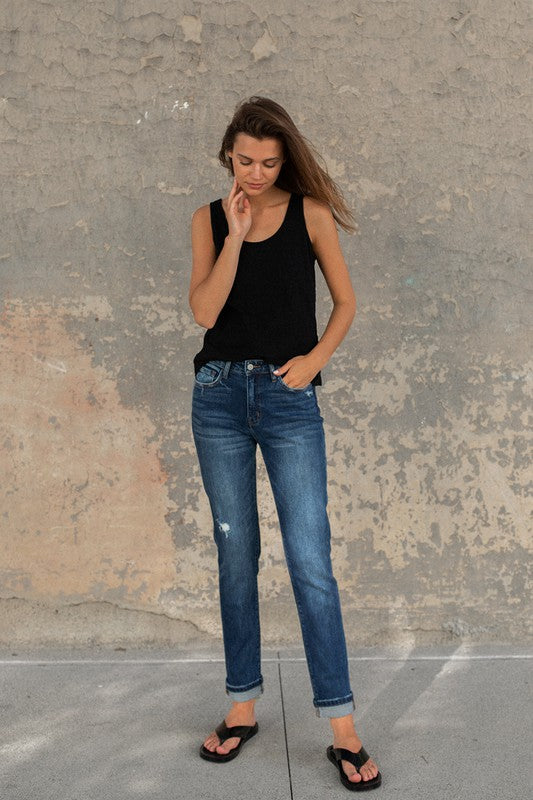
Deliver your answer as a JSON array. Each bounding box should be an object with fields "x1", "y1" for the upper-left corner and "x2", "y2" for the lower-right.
[{"x1": 191, "y1": 359, "x2": 355, "y2": 718}]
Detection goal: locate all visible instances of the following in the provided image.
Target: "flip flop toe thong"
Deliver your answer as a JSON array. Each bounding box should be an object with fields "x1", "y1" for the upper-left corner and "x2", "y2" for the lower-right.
[
  {"x1": 199, "y1": 720, "x2": 259, "y2": 763},
  {"x1": 327, "y1": 744, "x2": 382, "y2": 791}
]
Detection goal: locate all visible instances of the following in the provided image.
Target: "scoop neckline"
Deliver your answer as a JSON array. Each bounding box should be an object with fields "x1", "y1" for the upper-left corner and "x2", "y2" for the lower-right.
[{"x1": 221, "y1": 192, "x2": 293, "y2": 245}]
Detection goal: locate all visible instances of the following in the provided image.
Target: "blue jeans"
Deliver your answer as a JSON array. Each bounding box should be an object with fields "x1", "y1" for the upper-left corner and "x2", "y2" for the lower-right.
[{"x1": 191, "y1": 358, "x2": 355, "y2": 718}]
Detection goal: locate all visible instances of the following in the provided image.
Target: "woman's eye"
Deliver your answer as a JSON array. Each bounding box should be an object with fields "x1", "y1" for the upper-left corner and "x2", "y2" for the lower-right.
[{"x1": 238, "y1": 161, "x2": 277, "y2": 168}]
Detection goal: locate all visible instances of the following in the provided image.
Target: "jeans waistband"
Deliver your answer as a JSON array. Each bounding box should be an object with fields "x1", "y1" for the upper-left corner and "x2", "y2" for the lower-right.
[{"x1": 219, "y1": 360, "x2": 278, "y2": 380}]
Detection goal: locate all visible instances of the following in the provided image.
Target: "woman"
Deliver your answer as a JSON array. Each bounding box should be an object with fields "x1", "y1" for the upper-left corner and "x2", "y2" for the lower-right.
[{"x1": 189, "y1": 96, "x2": 381, "y2": 791}]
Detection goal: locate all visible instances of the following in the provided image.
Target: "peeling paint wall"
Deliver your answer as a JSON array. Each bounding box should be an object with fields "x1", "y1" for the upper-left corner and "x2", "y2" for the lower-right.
[{"x1": 1, "y1": 1, "x2": 531, "y2": 647}]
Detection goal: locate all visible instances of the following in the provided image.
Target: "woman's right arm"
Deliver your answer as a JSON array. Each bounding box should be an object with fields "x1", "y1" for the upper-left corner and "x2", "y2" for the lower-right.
[{"x1": 189, "y1": 180, "x2": 251, "y2": 329}]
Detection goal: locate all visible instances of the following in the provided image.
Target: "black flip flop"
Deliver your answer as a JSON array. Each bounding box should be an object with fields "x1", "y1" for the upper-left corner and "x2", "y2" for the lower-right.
[
  {"x1": 199, "y1": 720, "x2": 259, "y2": 762},
  {"x1": 327, "y1": 744, "x2": 382, "y2": 791}
]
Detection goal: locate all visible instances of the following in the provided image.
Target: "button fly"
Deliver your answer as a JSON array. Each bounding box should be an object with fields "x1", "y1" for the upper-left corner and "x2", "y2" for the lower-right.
[{"x1": 247, "y1": 363, "x2": 254, "y2": 370}]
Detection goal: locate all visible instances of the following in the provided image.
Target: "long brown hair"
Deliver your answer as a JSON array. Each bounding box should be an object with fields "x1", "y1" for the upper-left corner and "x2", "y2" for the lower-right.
[{"x1": 218, "y1": 96, "x2": 356, "y2": 234}]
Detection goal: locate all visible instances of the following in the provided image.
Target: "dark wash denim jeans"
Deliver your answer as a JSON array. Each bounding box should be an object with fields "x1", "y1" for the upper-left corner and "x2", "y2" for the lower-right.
[{"x1": 191, "y1": 358, "x2": 355, "y2": 718}]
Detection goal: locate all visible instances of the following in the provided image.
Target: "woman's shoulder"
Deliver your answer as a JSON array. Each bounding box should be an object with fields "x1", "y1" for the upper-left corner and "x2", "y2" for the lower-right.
[
  {"x1": 191, "y1": 198, "x2": 223, "y2": 228},
  {"x1": 302, "y1": 195, "x2": 335, "y2": 245},
  {"x1": 192, "y1": 198, "x2": 220, "y2": 217},
  {"x1": 302, "y1": 194, "x2": 332, "y2": 217},
  {"x1": 191, "y1": 205, "x2": 209, "y2": 237}
]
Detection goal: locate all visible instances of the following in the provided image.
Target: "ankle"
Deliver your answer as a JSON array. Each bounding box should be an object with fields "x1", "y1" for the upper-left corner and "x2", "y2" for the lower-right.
[
  {"x1": 227, "y1": 699, "x2": 256, "y2": 718},
  {"x1": 330, "y1": 715, "x2": 355, "y2": 733},
  {"x1": 330, "y1": 718, "x2": 361, "y2": 743}
]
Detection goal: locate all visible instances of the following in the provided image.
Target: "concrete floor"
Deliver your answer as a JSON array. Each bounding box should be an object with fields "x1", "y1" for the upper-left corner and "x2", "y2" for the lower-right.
[{"x1": 1, "y1": 643, "x2": 532, "y2": 799}]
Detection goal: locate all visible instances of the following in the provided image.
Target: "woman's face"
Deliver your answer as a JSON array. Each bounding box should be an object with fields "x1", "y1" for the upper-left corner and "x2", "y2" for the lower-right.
[{"x1": 227, "y1": 133, "x2": 285, "y2": 195}]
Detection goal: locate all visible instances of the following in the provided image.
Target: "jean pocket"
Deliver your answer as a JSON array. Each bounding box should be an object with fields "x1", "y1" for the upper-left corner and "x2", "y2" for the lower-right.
[
  {"x1": 277, "y1": 374, "x2": 312, "y2": 393},
  {"x1": 194, "y1": 360, "x2": 225, "y2": 387}
]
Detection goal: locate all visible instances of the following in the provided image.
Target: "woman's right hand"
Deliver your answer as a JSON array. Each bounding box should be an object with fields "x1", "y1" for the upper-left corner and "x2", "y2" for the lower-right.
[{"x1": 224, "y1": 178, "x2": 252, "y2": 240}]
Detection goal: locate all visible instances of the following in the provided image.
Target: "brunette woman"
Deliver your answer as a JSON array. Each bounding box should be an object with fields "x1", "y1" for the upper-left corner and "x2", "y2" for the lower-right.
[{"x1": 189, "y1": 96, "x2": 381, "y2": 791}]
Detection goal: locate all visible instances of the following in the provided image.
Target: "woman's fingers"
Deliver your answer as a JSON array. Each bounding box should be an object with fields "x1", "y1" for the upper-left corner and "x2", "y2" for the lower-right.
[
  {"x1": 227, "y1": 179, "x2": 244, "y2": 210},
  {"x1": 226, "y1": 179, "x2": 238, "y2": 209},
  {"x1": 229, "y1": 191, "x2": 243, "y2": 215},
  {"x1": 228, "y1": 178, "x2": 239, "y2": 198},
  {"x1": 230, "y1": 188, "x2": 249, "y2": 216},
  {"x1": 228, "y1": 178, "x2": 243, "y2": 201},
  {"x1": 225, "y1": 179, "x2": 252, "y2": 237}
]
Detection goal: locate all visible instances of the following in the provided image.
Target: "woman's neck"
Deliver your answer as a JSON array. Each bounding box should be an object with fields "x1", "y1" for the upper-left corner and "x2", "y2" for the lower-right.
[{"x1": 243, "y1": 186, "x2": 290, "y2": 211}]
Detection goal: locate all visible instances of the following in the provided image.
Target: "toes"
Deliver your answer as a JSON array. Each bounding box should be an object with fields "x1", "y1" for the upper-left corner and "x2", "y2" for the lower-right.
[
  {"x1": 341, "y1": 758, "x2": 379, "y2": 783},
  {"x1": 216, "y1": 736, "x2": 240, "y2": 754},
  {"x1": 204, "y1": 722, "x2": 248, "y2": 756},
  {"x1": 342, "y1": 760, "x2": 362, "y2": 782},
  {"x1": 360, "y1": 760, "x2": 378, "y2": 781},
  {"x1": 203, "y1": 733, "x2": 220, "y2": 752},
  {"x1": 368, "y1": 759, "x2": 379, "y2": 779}
]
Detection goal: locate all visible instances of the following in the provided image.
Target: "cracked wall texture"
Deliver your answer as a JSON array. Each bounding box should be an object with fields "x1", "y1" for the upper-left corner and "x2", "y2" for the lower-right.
[{"x1": 1, "y1": 1, "x2": 531, "y2": 647}]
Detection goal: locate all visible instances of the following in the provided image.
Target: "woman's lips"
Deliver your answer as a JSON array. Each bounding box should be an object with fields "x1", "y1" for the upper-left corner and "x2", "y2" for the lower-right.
[{"x1": 247, "y1": 183, "x2": 264, "y2": 189}]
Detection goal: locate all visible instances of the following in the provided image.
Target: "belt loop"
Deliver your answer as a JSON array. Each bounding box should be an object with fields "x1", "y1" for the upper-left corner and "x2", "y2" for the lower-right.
[
  {"x1": 223, "y1": 361, "x2": 232, "y2": 378},
  {"x1": 268, "y1": 363, "x2": 277, "y2": 382}
]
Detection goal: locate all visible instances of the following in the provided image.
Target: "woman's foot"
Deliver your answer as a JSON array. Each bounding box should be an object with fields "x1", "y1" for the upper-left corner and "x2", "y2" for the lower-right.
[
  {"x1": 329, "y1": 714, "x2": 380, "y2": 784},
  {"x1": 202, "y1": 699, "x2": 257, "y2": 756}
]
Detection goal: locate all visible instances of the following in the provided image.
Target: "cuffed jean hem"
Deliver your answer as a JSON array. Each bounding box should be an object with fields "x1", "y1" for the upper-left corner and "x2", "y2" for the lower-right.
[
  {"x1": 225, "y1": 682, "x2": 264, "y2": 702},
  {"x1": 314, "y1": 697, "x2": 355, "y2": 718}
]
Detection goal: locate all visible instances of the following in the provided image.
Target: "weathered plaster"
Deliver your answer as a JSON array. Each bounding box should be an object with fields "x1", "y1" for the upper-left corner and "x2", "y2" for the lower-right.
[
  {"x1": 0, "y1": 1, "x2": 531, "y2": 646},
  {"x1": 1, "y1": 300, "x2": 179, "y2": 608}
]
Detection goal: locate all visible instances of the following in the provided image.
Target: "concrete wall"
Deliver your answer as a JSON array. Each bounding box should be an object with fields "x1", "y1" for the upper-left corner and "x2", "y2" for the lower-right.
[{"x1": 1, "y1": 1, "x2": 531, "y2": 648}]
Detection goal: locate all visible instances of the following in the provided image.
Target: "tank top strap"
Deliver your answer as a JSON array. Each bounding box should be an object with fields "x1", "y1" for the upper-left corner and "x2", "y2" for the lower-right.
[
  {"x1": 288, "y1": 190, "x2": 301, "y2": 217},
  {"x1": 283, "y1": 191, "x2": 301, "y2": 227},
  {"x1": 283, "y1": 192, "x2": 315, "y2": 259},
  {"x1": 209, "y1": 199, "x2": 229, "y2": 256},
  {"x1": 284, "y1": 192, "x2": 308, "y2": 236}
]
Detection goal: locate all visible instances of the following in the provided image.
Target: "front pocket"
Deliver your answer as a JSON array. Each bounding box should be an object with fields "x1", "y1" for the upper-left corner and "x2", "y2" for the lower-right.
[
  {"x1": 194, "y1": 360, "x2": 225, "y2": 387},
  {"x1": 277, "y1": 375, "x2": 312, "y2": 393}
]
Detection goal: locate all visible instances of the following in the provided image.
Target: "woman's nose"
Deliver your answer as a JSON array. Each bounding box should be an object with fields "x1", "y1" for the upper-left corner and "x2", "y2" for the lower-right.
[{"x1": 250, "y1": 163, "x2": 262, "y2": 178}]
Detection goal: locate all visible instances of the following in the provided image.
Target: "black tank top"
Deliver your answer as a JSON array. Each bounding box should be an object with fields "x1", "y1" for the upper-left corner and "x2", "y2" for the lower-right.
[{"x1": 193, "y1": 192, "x2": 323, "y2": 386}]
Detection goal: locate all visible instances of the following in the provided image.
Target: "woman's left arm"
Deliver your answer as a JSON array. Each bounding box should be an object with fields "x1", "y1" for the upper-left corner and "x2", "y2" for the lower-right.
[{"x1": 273, "y1": 197, "x2": 356, "y2": 388}]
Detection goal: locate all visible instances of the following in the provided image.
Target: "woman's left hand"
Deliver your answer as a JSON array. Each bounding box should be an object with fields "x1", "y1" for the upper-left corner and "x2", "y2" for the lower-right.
[{"x1": 273, "y1": 354, "x2": 322, "y2": 389}]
